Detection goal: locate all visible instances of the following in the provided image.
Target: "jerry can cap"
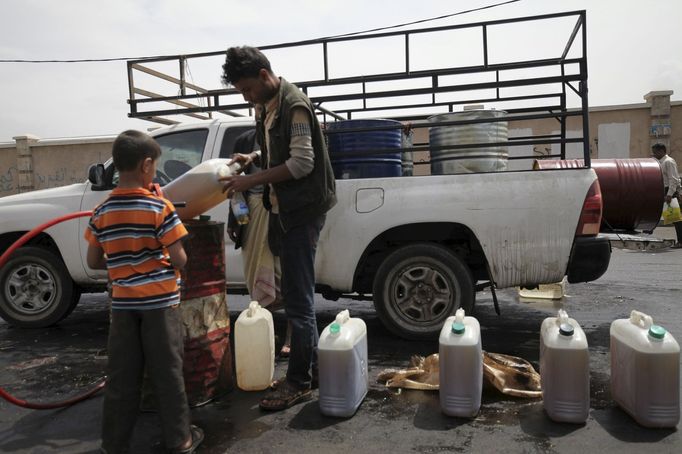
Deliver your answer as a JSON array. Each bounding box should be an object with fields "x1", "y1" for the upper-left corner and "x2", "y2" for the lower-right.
[
  {"x1": 451, "y1": 321, "x2": 465, "y2": 335},
  {"x1": 559, "y1": 323, "x2": 574, "y2": 337},
  {"x1": 330, "y1": 322, "x2": 341, "y2": 335},
  {"x1": 648, "y1": 325, "x2": 666, "y2": 340}
]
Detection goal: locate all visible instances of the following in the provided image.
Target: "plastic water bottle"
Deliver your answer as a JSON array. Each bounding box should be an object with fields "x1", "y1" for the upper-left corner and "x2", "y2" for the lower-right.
[
  {"x1": 439, "y1": 308, "x2": 482, "y2": 417},
  {"x1": 234, "y1": 301, "x2": 274, "y2": 391},
  {"x1": 230, "y1": 192, "x2": 250, "y2": 225},
  {"x1": 318, "y1": 310, "x2": 368, "y2": 417},
  {"x1": 162, "y1": 158, "x2": 241, "y2": 220},
  {"x1": 610, "y1": 310, "x2": 680, "y2": 428},
  {"x1": 540, "y1": 309, "x2": 590, "y2": 423}
]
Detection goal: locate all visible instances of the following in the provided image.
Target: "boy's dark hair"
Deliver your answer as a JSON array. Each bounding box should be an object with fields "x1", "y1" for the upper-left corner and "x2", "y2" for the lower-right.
[
  {"x1": 112, "y1": 130, "x2": 161, "y2": 171},
  {"x1": 222, "y1": 46, "x2": 272, "y2": 86},
  {"x1": 652, "y1": 143, "x2": 667, "y2": 153}
]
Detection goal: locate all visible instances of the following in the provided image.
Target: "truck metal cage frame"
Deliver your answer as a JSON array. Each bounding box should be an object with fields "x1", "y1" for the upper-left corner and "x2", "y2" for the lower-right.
[{"x1": 126, "y1": 10, "x2": 590, "y2": 168}]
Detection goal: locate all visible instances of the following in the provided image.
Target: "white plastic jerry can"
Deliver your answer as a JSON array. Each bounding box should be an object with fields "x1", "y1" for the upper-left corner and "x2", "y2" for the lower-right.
[
  {"x1": 439, "y1": 308, "x2": 483, "y2": 418},
  {"x1": 610, "y1": 310, "x2": 680, "y2": 428},
  {"x1": 162, "y1": 158, "x2": 241, "y2": 220},
  {"x1": 234, "y1": 301, "x2": 274, "y2": 391},
  {"x1": 540, "y1": 309, "x2": 590, "y2": 423},
  {"x1": 318, "y1": 310, "x2": 368, "y2": 417}
]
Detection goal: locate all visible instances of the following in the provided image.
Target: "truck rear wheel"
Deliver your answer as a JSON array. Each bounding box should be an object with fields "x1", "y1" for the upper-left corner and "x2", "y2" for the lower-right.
[
  {"x1": 372, "y1": 243, "x2": 474, "y2": 340},
  {"x1": 0, "y1": 246, "x2": 78, "y2": 328}
]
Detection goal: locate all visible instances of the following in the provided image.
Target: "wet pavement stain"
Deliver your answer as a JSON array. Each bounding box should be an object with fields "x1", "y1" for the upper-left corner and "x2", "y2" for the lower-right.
[{"x1": 413, "y1": 436, "x2": 473, "y2": 453}]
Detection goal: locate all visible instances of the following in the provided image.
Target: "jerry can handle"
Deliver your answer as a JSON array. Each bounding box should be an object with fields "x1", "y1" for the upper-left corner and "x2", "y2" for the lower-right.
[
  {"x1": 556, "y1": 309, "x2": 570, "y2": 326},
  {"x1": 629, "y1": 310, "x2": 653, "y2": 329},
  {"x1": 454, "y1": 308, "x2": 465, "y2": 324},
  {"x1": 335, "y1": 309, "x2": 350, "y2": 325},
  {"x1": 248, "y1": 300, "x2": 261, "y2": 317}
]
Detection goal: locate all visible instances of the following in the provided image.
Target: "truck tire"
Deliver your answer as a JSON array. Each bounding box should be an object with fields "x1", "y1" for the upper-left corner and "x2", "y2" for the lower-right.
[
  {"x1": 372, "y1": 243, "x2": 474, "y2": 340},
  {"x1": 0, "y1": 246, "x2": 77, "y2": 328}
]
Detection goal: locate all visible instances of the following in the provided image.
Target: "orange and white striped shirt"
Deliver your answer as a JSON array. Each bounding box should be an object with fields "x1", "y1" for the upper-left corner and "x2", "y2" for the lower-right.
[{"x1": 84, "y1": 187, "x2": 188, "y2": 310}]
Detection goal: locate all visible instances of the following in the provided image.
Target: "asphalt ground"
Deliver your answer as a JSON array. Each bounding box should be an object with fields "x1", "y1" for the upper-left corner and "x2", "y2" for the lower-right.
[{"x1": 1, "y1": 227, "x2": 681, "y2": 453}]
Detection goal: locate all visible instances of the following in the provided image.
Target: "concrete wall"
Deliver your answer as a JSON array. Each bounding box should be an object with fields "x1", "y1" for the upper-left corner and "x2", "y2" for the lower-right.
[
  {"x1": 507, "y1": 99, "x2": 682, "y2": 164},
  {"x1": 0, "y1": 136, "x2": 114, "y2": 198},
  {"x1": 0, "y1": 144, "x2": 16, "y2": 195}
]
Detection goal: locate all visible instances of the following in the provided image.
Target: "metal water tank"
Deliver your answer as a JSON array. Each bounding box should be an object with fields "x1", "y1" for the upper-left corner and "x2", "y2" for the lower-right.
[
  {"x1": 429, "y1": 110, "x2": 508, "y2": 174},
  {"x1": 326, "y1": 119, "x2": 403, "y2": 179},
  {"x1": 533, "y1": 158, "x2": 664, "y2": 232}
]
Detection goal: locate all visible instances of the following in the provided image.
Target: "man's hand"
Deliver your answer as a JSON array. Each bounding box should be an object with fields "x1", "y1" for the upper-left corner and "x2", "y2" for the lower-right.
[
  {"x1": 220, "y1": 174, "x2": 255, "y2": 198},
  {"x1": 227, "y1": 227, "x2": 239, "y2": 243},
  {"x1": 228, "y1": 152, "x2": 257, "y2": 170},
  {"x1": 666, "y1": 195, "x2": 673, "y2": 204}
]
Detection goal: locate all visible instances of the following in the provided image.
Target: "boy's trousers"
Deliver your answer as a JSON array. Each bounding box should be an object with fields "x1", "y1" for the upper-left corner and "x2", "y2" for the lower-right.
[{"x1": 101, "y1": 305, "x2": 190, "y2": 453}]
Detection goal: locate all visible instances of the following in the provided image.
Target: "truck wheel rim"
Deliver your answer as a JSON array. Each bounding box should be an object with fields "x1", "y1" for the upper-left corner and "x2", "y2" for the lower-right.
[
  {"x1": 391, "y1": 265, "x2": 452, "y2": 323},
  {"x1": 4, "y1": 263, "x2": 57, "y2": 315}
]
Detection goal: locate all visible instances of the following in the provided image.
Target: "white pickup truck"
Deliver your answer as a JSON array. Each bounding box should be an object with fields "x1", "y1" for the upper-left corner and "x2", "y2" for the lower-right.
[
  {"x1": 0, "y1": 11, "x2": 612, "y2": 338},
  {"x1": 0, "y1": 118, "x2": 610, "y2": 338}
]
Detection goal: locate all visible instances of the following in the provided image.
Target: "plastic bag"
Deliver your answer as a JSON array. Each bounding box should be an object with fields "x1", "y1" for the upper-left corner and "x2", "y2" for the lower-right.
[
  {"x1": 377, "y1": 352, "x2": 542, "y2": 398},
  {"x1": 376, "y1": 354, "x2": 439, "y2": 390},
  {"x1": 482, "y1": 351, "x2": 542, "y2": 398},
  {"x1": 662, "y1": 198, "x2": 682, "y2": 225}
]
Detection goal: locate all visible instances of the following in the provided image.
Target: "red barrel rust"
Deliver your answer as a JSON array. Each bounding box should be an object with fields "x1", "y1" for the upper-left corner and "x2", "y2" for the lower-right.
[
  {"x1": 179, "y1": 219, "x2": 233, "y2": 406},
  {"x1": 534, "y1": 158, "x2": 663, "y2": 231}
]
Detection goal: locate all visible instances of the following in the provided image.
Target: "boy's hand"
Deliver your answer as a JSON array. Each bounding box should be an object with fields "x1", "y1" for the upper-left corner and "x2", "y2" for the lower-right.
[
  {"x1": 167, "y1": 240, "x2": 188, "y2": 270},
  {"x1": 86, "y1": 243, "x2": 107, "y2": 270},
  {"x1": 149, "y1": 183, "x2": 164, "y2": 198}
]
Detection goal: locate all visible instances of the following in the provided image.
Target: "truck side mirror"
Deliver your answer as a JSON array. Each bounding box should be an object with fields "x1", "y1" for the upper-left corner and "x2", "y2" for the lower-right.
[{"x1": 88, "y1": 164, "x2": 106, "y2": 188}]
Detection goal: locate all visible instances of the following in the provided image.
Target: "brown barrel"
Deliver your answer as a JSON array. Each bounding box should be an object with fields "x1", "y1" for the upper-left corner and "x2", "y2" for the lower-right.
[
  {"x1": 179, "y1": 219, "x2": 233, "y2": 406},
  {"x1": 533, "y1": 158, "x2": 664, "y2": 231},
  {"x1": 141, "y1": 219, "x2": 233, "y2": 409}
]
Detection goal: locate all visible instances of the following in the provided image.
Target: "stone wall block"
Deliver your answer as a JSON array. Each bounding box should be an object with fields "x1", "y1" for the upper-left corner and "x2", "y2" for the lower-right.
[{"x1": 12, "y1": 134, "x2": 39, "y2": 192}]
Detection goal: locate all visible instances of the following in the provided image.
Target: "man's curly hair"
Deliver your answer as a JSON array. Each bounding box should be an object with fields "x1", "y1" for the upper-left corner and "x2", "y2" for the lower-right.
[{"x1": 222, "y1": 46, "x2": 272, "y2": 86}]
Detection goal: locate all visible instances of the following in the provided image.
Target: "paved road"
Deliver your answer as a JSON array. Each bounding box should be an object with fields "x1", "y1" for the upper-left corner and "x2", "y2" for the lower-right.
[{"x1": 1, "y1": 239, "x2": 681, "y2": 453}]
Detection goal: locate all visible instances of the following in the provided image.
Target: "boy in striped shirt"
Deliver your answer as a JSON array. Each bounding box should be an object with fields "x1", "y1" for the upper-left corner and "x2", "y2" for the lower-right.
[{"x1": 85, "y1": 130, "x2": 203, "y2": 454}]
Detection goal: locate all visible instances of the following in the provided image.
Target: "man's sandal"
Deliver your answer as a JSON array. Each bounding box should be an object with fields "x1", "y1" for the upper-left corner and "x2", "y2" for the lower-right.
[
  {"x1": 270, "y1": 373, "x2": 318, "y2": 390},
  {"x1": 259, "y1": 380, "x2": 312, "y2": 411}
]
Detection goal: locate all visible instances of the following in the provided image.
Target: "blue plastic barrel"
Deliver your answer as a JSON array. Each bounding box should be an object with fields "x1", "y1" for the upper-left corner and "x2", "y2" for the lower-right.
[{"x1": 326, "y1": 119, "x2": 403, "y2": 179}]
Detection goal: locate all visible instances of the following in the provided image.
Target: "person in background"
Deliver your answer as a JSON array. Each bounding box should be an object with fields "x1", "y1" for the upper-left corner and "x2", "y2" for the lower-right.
[
  {"x1": 228, "y1": 129, "x2": 291, "y2": 356},
  {"x1": 652, "y1": 143, "x2": 682, "y2": 247},
  {"x1": 85, "y1": 130, "x2": 203, "y2": 454},
  {"x1": 220, "y1": 46, "x2": 337, "y2": 410}
]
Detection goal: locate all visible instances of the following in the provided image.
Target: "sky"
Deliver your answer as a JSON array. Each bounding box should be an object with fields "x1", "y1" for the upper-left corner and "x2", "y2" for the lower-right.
[{"x1": 1, "y1": 0, "x2": 681, "y2": 143}]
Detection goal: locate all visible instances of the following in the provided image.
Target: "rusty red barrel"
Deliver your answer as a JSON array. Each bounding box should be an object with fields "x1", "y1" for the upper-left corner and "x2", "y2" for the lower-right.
[
  {"x1": 179, "y1": 219, "x2": 233, "y2": 406},
  {"x1": 534, "y1": 158, "x2": 663, "y2": 231},
  {"x1": 142, "y1": 219, "x2": 233, "y2": 409}
]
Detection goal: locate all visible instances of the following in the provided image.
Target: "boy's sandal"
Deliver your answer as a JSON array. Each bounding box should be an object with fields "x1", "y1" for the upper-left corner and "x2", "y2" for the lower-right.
[
  {"x1": 259, "y1": 381, "x2": 312, "y2": 411},
  {"x1": 169, "y1": 425, "x2": 204, "y2": 454}
]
